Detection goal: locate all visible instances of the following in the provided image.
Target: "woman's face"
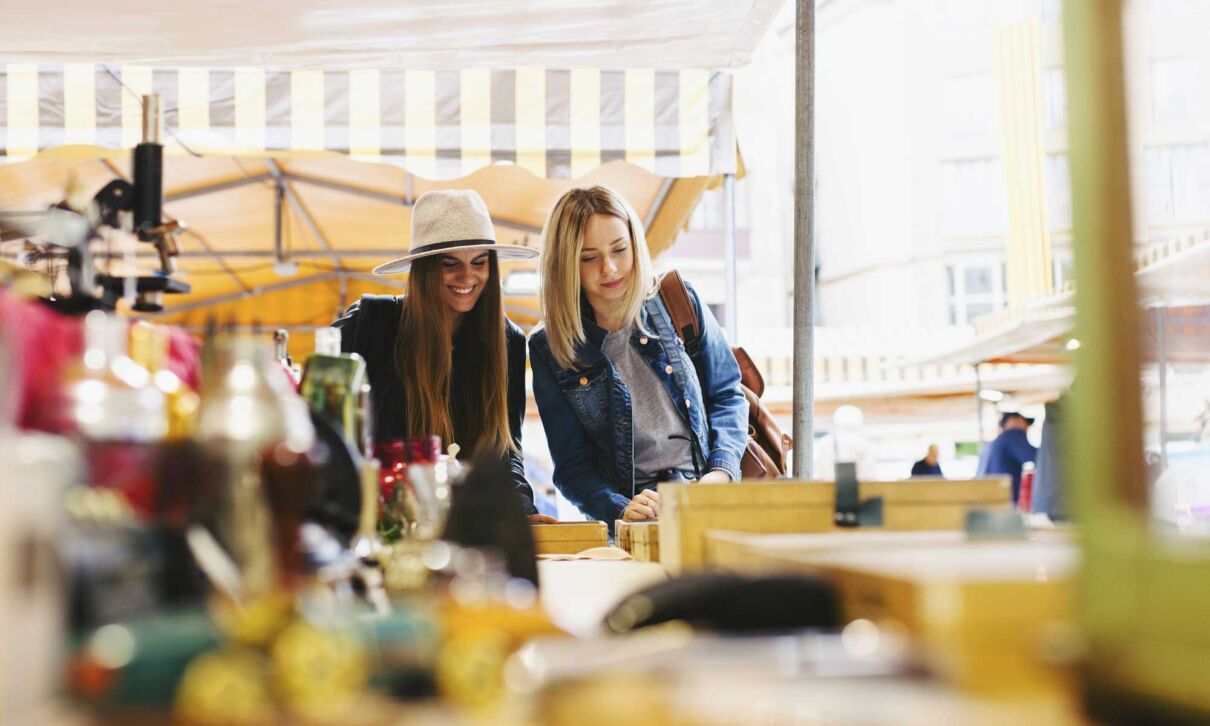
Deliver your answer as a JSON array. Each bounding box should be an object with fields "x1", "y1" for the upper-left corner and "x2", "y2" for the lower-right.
[
  {"x1": 438, "y1": 249, "x2": 491, "y2": 317},
  {"x1": 578, "y1": 214, "x2": 634, "y2": 311}
]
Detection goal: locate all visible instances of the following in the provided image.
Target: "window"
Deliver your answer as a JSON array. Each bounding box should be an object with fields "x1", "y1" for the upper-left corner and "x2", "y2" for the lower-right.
[
  {"x1": 1148, "y1": 0, "x2": 1210, "y2": 16},
  {"x1": 1041, "y1": 0, "x2": 1062, "y2": 21},
  {"x1": 1042, "y1": 68, "x2": 1067, "y2": 130},
  {"x1": 941, "y1": 159, "x2": 1009, "y2": 238},
  {"x1": 688, "y1": 181, "x2": 750, "y2": 232},
  {"x1": 1150, "y1": 58, "x2": 1198, "y2": 125},
  {"x1": 947, "y1": 258, "x2": 1007, "y2": 325},
  {"x1": 943, "y1": 0, "x2": 986, "y2": 26},
  {"x1": 1145, "y1": 144, "x2": 1210, "y2": 225},
  {"x1": 671, "y1": 179, "x2": 752, "y2": 260},
  {"x1": 1052, "y1": 254, "x2": 1075, "y2": 290},
  {"x1": 943, "y1": 74, "x2": 998, "y2": 139},
  {"x1": 1045, "y1": 154, "x2": 1072, "y2": 231}
]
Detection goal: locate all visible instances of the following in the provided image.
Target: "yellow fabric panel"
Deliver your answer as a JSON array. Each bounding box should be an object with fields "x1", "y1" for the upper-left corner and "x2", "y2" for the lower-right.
[
  {"x1": 405, "y1": 70, "x2": 437, "y2": 179},
  {"x1": 178, "y1": 67, "x2": 210, "y2": 137},
  {"x1": 645, "y1": 176, "x2": 709, "y2": 258},
  {"x1": 63, "y1": 63, "x2": 96, "y2": 146},
  {"x1": 234, "y1": 68, "x2": 266, "y2": 152},
  {"x1": 460, "y1": 69, "x2": 492, "y2": 177},
  {"x1": 4, "y1": 64, "x2": 39, "y2": 160},
  {"x1": 679, "y1": 70, "x2": 710, "y2": 177},
  {"x1": 291, "y1": 70, "x2": 325, "y2": 151},
  {"x1": 995, "y1": 23, "x2": 1053, "y2": 304},
  {"x1": 624, "y1": 69, "x2": 656, "y2": 172},
  {"x1": 569, "y1": 68, "x2": 600, "y2": 178},
  {"x1": 120, "y1": 66, "x2": 153, "y2": 149},
  {"x1": 349, "y1": 69, "x2": 380, "y2": 161},
  {"x1": 514, "y1": 68, "x2": 546, "y2": 178}
]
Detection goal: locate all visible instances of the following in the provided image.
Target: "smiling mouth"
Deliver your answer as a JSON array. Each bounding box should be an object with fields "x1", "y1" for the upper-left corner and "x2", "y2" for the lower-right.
[
  {"x1": 601, "y1": 280, "x2": 623, "y2": 289},
  {"x1": 449, "y1": 285, "x2": 477, "y2": 296}
]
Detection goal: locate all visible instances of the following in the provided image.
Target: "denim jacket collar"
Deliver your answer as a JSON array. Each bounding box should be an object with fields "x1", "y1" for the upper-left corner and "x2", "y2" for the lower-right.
[{"x1": 578, "y1": 291, "x2": 659, "y2": 351}]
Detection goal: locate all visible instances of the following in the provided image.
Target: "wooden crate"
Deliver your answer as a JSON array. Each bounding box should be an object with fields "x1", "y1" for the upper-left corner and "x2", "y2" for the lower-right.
[
  {"x1": 703, "y1": 529, "x2": 1077, "y2": 695},
  {"x1": 531, "y1": 521, "x2": 609, "y2": 555},
  {"x1": 658, "y1": 477, "x2": 1010, "y2": 574},
  {"x1": 615, "y1": 521, "x2": 660, "y2": 562}
]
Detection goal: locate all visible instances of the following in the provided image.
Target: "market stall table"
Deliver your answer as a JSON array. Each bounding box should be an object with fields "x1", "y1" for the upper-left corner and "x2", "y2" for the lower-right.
[{"x1": 537, "y1": 559, "x2": 667, "y2": 638}]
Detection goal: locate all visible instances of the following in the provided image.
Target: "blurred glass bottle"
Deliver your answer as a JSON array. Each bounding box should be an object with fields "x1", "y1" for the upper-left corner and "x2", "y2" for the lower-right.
[
  {"x1": 128, "y1": 321, "x2": 199, "y2": 439},
  {"x1": 63, "y1": 311, "x2": 166, "y2": 516},
  {"x1": 273, "y1": 328, "x2": 301, "y2": 384},
  {"x1": 299, "y1": 328, "x2": 368, "y2": 458},
  {"x1": 377, "y1": 437, "x2": 450, "y2": 542},
  {"x1": 195, "y1": 334, "x2": 316, "y2": 599}
]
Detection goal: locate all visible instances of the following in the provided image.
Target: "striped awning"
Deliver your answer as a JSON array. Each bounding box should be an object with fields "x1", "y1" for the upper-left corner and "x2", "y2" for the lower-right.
[{"x1": 0, "y1": 64, "x2": 736, "y2": 180}]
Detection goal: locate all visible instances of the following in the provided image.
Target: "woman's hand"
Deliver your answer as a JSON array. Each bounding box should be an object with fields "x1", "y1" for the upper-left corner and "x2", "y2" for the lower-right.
[
  {"x1": 698, "y1": 469, "x2": 732, "y2": 484},
  {"x1": 528, "y1": 514, "x2": 559, "y2": 524},
  {"x1": 622, "y1": 489, "x2": 660, "y2": 521}
]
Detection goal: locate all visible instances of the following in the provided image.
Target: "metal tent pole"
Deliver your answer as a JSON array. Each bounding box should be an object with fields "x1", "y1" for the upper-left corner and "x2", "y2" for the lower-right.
[
  {"x1": 722, "y1": 172, "x2": 739, "y2": 342},
  {"x1": 975, "y1": 362, "x2": 986, "y2": 444},
  {"x1": 1157, "y1": 308, "x2": 1168, "y2": 469},
  {"x1": 791, "y1": 0, "x2": 816, "y2": 478}
]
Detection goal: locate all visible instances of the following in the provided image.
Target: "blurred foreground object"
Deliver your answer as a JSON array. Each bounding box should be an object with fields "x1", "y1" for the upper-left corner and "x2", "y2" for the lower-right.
[{"x1": 0, "y1": 434, "x2": 78, "y2": 722}]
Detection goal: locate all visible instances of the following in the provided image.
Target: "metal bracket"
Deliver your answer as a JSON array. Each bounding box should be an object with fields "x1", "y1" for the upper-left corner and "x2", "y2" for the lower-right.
[{"x1": 833, "y1": 462, "x2": 883, "y2": 528}]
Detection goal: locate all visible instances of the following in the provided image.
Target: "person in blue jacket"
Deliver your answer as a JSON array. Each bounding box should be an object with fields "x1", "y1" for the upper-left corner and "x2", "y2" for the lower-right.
[
  {"x1": 528, "y1": 186, "x2": 749, "y2": 525},
  {"x1": 978, "y1": 411, "x2": 1038, "y2": 502}
]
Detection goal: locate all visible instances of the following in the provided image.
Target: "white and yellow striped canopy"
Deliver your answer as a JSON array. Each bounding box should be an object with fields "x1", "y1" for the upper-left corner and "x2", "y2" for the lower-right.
[{"x1": 1, "y1": 64, "x2": 736, "y2": 180}]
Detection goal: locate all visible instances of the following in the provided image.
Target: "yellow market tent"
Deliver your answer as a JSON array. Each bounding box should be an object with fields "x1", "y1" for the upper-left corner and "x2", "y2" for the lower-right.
[{"x1": 0, "y1": 151, "x2": 715, "y2": 357}]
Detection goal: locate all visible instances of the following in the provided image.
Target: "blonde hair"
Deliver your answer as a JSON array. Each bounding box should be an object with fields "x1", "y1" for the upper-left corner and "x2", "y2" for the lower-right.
[
  {"x1": 540, "y1": 186, "x2": 655, "y2": 370},
  {"x1": 396, "y1": 252, "x2": 516, "y2": 457}
]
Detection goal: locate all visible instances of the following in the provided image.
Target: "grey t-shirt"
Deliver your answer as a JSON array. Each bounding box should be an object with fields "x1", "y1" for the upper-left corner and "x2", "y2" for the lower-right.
[{"x1": 601, "y1": 324, "x2": 696, "y2": 483}]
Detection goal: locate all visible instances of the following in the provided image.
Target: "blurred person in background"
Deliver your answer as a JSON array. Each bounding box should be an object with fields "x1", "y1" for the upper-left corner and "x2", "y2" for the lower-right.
[
  {"x1": 978, "y1": 411, "x2": 1038, "y2": 502},
  {"x1": 813, "y1": 405, "x2": 877, "y2": 481},
  {"x1": 910, "y1": 443, "x2": 944, "y2": 478}
]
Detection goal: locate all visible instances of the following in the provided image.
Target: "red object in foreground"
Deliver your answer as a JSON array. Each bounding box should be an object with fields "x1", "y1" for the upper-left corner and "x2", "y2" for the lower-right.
[
  {"x1": 1018, "y1": 469, "x2": 1035, "y2": 512},
  {"x1": 373, "y1": 436, "x2": 441, "y2": 503},
  {"x1": 0, "y1": 288, "x2": 201, "y2": 433}
]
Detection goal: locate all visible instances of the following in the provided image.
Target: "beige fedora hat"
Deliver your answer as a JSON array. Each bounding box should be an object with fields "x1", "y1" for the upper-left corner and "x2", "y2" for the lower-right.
[{"x1": 373, "y1": 189, "x2": 539, "y2": 275}]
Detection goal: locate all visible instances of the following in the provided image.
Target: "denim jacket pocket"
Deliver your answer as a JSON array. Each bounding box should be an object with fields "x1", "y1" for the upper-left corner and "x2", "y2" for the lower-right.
[{"x1": 555, "y1": 365, "x2": 613, "y2": 448}]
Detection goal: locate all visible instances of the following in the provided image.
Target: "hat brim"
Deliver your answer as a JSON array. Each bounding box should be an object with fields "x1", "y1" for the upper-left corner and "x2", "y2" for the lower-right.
[{"x1": 372, "y1": 243, "x2": 539, "y2": 275}]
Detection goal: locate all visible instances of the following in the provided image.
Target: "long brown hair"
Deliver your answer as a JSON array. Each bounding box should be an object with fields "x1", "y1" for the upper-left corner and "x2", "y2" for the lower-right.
[{"x1": 396, "y1": 252, "x2": 515, "y2": 457}]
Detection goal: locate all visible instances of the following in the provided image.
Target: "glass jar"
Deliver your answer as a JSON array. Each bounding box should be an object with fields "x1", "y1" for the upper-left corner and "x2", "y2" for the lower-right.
[{"x1": 374, "y1": 436, "x2": 449, "y2": 542}]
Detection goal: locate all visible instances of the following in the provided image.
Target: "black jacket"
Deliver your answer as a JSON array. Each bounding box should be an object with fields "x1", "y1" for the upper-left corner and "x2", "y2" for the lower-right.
[{"x1": 332, "y1": 295, "x2": 536, "y2": 515}]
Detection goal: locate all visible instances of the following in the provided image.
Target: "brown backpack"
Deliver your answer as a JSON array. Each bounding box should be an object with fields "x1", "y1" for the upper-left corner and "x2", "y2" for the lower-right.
[{"x1": 658, "y1": 271, "x2": 792, "y2": 479}]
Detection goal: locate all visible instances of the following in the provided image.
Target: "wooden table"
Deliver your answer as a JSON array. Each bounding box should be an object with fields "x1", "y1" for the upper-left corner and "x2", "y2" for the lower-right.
[{"x1": 704, "y1": 529, "x2": 1079, "y2": 698}]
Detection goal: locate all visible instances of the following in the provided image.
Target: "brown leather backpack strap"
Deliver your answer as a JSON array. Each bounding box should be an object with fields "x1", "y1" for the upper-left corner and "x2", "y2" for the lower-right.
[
  {"x1": 731, "y1": 346, "x2": 765, "y2": 398},
  {"x1": 657, "y1": 270, "x2": 700, "y2": 345}
]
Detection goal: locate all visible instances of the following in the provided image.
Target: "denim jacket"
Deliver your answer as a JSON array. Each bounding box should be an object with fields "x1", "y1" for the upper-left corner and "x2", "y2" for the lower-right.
[{"x1": 528, "y1": 279, "x2": 748, "y2": 524}]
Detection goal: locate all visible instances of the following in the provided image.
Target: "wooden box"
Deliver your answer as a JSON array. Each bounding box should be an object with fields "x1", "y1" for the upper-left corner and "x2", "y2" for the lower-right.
[
  {"x1": 658, "y1": 477, "x2": 1010, "y2": 574},
  {"x1": 531, "y1": 521, "x2": 609, "y2": 555},
  {"x1": 703, "y1": 529, "x2": 1077, "y2": 695},
  {"x1": 615, "y1": 521, "x2": 660, "y2": 562}
]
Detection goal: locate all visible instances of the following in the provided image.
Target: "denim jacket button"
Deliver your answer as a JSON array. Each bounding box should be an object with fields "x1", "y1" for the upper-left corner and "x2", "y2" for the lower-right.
[
  {"x1": 665, "y1": 365, "x2": 674, "y2": 374},
  {"x1": 639, "y1": 337, "x2": 648, "y2": 345},
  {"x1": 685, "y1": 398, "x2": 692, "y2": 408},
  {"x1": 579, "y1": 376, "x2": 588, "y2": 386}
]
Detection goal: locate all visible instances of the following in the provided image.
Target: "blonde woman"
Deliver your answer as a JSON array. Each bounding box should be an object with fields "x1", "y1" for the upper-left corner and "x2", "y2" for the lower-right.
[
  {"x1": 334, "y1": 189, "x2": 555, "y2": 520},
  {"x1": 528, "y1": 186, "x2": 748, "y2": 524}
]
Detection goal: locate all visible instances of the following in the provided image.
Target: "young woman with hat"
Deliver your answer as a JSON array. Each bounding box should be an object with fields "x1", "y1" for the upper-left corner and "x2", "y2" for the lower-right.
[
  {"x1": 333, "y1": 189, "x2": 554, "y2": 520},
  {"x1": 528, "y1": 186, "x2": 748, "y2": 525}
]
